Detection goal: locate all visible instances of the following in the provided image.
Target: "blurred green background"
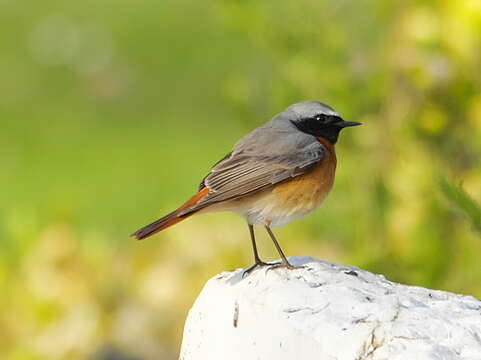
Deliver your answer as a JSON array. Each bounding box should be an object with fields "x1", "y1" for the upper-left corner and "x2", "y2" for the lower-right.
[{"x1": 2, "y1": 0, "x2": 481, "y2": 358}]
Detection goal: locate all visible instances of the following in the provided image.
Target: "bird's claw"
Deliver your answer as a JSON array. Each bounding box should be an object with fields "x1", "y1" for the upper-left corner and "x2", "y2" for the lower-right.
[
  {"x1": 243, "y1": 260, "x2": 305, "y2": 278},
  {"x1": 266, "y1": 261, "x2": 305, "y2": 272},
  {"x1": 243, "y1": 260, "x2": 273, "y2": 278}
]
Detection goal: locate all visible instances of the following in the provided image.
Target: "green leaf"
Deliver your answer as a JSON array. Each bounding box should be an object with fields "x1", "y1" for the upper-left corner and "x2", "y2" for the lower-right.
[{"x1": 437, "y1": 175, "x2": 481, "y2": 235}]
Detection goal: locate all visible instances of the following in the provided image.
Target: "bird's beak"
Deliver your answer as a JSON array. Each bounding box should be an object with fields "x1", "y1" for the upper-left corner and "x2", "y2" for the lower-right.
[{"x1": 338, "y1": 120, "x2": 362, "y2": 127}]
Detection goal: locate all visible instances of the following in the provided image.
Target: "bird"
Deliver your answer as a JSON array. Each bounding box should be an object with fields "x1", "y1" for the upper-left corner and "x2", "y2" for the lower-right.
[{"x1": 131, "y1": 100, "x2": 361, "y2": 274}]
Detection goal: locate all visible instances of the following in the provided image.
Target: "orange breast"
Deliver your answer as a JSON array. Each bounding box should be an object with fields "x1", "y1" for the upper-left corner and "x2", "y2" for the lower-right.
[{"x1": 271, "y1": 137, "x2": 337, "y2": 215}]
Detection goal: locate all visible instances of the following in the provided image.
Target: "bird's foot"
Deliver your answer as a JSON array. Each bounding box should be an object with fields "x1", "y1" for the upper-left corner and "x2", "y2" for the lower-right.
[
  {"x1": 267, "y1": 260, "x2": 305, "y2": 272},
  {"x1": 242, "y1": 260, "x2": 272, "y2": 278}
]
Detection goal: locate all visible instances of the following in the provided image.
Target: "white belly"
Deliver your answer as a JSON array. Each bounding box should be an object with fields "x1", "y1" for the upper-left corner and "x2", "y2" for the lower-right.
[{"x1": 230, "y1": 184, "x2": 331, "y2": 227}]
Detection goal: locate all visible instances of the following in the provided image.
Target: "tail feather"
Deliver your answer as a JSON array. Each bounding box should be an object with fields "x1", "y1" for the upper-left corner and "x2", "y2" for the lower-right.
[
  {"x1": 131, "y1": 210, "x2": 189, "y2": 240},
  {"x1": 131, "y1": 188, "x2": 209, "y2": 240}
]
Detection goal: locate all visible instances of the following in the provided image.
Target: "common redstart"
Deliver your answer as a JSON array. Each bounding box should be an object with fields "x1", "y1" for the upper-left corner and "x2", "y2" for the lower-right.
[{"x1": 132, "y1": 101, "x2": 360, "y2": 274}]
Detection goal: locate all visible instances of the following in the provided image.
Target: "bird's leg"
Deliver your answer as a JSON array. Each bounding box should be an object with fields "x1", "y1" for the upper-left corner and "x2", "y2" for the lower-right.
[
  {"x1": 249, "y1": 224, "x2": 267, "y2": 265},
  {"x1": 243, "y1": 224, "x2": 270, "y2": 277},
  {"x1": 265, "y1": 225, "x2": 303, "y2": 271}
]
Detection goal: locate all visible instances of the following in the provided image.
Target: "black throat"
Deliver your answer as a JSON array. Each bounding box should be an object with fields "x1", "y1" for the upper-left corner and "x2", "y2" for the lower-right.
[
  {"x1": 316, "y1": 126, "x2": 341, "y2": 144},
  {"x1": 291, "y1": 118, "x2": 341, "y2": 144}
]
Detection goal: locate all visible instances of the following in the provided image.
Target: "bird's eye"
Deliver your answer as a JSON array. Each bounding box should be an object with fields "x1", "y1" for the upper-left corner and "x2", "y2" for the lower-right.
[{"x1": 315, "y1": 116, "x2": 321, "y2": 121}]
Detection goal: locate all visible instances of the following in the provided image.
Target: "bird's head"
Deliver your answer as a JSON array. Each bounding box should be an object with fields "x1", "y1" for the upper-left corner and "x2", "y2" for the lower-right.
[{"x1": 287, "y1": 101, "x2": 361, "y2": 144}]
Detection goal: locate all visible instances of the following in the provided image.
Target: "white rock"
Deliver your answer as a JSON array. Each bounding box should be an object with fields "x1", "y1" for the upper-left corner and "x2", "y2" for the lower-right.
[{"x1": 180, "y1": 256, "x2": 481, "y2": 360}]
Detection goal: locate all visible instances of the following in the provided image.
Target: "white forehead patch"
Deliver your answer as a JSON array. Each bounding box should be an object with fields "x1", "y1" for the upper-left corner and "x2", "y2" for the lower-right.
[{"x1": 287, "y1": 100, "x2": 339, "y2": 118}]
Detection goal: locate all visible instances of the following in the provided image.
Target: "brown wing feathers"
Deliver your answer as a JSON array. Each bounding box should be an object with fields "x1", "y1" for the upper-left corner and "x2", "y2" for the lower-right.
[{"x1": 178, "y1": 146, "x2": 326, "y2": 216}]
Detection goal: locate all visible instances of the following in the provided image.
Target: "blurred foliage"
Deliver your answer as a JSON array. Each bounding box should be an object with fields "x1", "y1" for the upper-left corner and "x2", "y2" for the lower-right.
[
  {"x1": 1, "y1": 0, "x2": 481, "y2": 359},
  {"x1": 438, "y1": 175, "x2": 481, "y2": 234}
]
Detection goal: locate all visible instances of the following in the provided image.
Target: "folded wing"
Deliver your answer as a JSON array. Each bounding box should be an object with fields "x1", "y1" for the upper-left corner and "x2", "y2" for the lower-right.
[{"x1": 179, "y1": 140, "x2": 326, "y2": 216}]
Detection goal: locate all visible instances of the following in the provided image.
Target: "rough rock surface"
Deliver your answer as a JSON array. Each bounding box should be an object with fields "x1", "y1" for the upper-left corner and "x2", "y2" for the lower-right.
[{"x1": 180, "y1": 256, "x2": 481, "y2": 360}]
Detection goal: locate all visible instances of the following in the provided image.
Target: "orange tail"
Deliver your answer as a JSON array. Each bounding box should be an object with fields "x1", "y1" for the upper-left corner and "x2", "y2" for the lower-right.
[{"x1": 131, "y1": 188, "x2": 209, "y2": 240}]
